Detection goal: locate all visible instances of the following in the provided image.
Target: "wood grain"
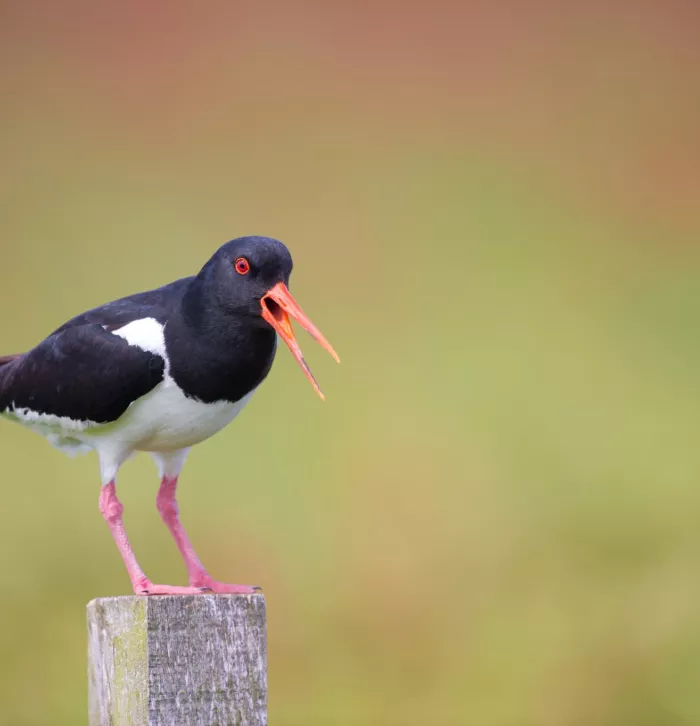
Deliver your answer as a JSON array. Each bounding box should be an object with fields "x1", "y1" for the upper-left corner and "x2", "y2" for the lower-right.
[{"x1": 88, "y1": 594, "x2": 267, "y2": 726}]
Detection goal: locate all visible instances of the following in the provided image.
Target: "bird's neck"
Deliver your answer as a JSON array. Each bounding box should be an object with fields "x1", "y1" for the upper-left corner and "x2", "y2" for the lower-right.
[{"x1": 163, "y1": 277, "x2": 277, "y2": 404}]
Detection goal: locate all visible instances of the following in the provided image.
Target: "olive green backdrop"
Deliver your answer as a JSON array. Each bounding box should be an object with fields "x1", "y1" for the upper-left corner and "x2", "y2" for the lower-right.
[{"x1": 1, "y1": 2, "x2": 699, "y2": 725}]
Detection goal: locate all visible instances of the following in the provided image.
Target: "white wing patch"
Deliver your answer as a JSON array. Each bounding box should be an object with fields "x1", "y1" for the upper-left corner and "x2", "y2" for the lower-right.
[{"x1": 112, "y1": 318, "x2": 168, "y2": 361}]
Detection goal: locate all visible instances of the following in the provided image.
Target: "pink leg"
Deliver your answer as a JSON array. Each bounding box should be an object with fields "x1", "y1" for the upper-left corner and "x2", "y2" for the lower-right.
[
  {"x1": 99, "y1": 482, "x2": 209, "y2": 595},
  {"x1": 156, "y1": 476, "x2": 260, "y2": 594}
]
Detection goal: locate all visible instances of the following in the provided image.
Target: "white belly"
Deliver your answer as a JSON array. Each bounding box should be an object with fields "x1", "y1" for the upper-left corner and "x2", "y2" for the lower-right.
[{"x1": 91, "y1": 377, "x2": 254, "y2": 452}]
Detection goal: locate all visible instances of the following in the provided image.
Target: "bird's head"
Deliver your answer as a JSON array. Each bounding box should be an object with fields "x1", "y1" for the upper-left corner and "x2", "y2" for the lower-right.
[{"x1": 205, "y1": 236, "x2": 339, "y2": 399}]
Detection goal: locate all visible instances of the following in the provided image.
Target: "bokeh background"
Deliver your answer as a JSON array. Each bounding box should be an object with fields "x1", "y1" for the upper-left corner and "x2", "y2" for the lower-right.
[{"x1": 1, "y1": 2, "x2": 699, "y2": 724}]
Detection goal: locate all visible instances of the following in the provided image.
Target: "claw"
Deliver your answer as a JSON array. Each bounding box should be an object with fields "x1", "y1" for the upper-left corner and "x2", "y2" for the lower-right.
[
  {"x1": 136, "y1": 582, "x2": 218, "y2": 596},
  {"x1": 189, "y1": 578, "x2": 261, "y2": 594}
]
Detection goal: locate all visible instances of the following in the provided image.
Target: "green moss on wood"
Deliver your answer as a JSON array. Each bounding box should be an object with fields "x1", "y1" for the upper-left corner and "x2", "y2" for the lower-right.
[{"x1": 111, "y1": 598, "x2": 147, "y2": 725}]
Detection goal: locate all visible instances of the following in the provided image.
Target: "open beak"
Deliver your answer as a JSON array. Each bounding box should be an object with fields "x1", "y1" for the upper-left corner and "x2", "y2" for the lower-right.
[{"x1": 261, "y1": 282, "x2": 340, "y2": 400}]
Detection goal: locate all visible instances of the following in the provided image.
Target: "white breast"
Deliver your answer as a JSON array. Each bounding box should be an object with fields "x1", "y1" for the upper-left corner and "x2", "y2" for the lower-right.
[
  {"x1": 99, "y1": 379, "x2": 253, "y2": 452},
  {"x1": 92, "y1": 317, "x2": 254, "y2": 452}
]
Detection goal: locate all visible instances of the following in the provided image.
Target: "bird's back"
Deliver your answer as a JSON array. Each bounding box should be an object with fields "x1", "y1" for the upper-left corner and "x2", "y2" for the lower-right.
[{"x1": 50, "y1": 277, "x2": 193, "y2": 334}]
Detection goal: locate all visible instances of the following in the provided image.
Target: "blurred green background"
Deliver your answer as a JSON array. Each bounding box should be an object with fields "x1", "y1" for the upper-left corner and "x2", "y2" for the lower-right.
[{"x1": 1, "y1": 2, "x2": 699, "y2": 724}]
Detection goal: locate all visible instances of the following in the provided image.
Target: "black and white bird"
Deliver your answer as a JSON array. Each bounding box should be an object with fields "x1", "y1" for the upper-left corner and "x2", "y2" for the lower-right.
[{"x1": 0, "y1": 236, "x2": 338, "y2": 594}]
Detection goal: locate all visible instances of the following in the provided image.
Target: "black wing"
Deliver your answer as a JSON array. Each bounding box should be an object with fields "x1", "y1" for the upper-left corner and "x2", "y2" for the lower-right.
[
  {"x1": 0, "y1": 323, "x2": 165, "y2": 424},
  {"x1": 0, "y1": 280, "x2": 193, "y2": 424}
]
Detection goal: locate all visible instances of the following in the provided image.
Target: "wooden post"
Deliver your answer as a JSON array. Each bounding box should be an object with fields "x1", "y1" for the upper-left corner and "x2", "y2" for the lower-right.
[{"x1": 87, "y1": 595, "x2": 267, "y2": 726}]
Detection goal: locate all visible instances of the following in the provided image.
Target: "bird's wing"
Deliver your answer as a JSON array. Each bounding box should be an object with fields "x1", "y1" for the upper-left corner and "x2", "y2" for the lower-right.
[
  {"x1": 0, "y1": 322, "x2": 168, "y2": 426},
  {"x1": 0, "y1": 278, "x2": 196, "y2": 424},
  {"x1": 0, "y1": 323, "x2": 165, "y2": 425}
]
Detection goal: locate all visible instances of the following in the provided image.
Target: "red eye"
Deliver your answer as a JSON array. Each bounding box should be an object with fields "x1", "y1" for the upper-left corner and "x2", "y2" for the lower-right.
[{"x1": 235, "y1": 257, "x2": 250, "y2": 275}]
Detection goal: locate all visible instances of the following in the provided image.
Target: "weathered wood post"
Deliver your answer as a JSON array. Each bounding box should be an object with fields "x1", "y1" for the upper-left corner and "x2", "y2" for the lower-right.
[{"x1": 87, "y1": 595, "x2": 267, "y2": 726}]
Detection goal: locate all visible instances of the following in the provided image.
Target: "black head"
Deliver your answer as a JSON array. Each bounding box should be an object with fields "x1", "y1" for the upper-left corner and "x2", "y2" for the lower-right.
[
  {"x1": 189, "y1": 234, "x2": 338, "y2": 399},
  {"x1": 201, "y1": 236, "x2": 294, "y2": 320}
]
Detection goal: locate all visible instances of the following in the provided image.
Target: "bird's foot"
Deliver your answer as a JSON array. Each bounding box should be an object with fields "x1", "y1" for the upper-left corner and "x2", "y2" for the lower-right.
[
  {"x1": 135, "y1": 581, "x2": 213, "y2": 596},
  {"x1": 190, "y1": 576, "x2": 262, "y2": 594}
]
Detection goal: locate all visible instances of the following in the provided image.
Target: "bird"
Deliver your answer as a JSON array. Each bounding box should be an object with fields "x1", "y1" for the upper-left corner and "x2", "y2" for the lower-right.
[{"x1": 0, "y1": 236, "x2": 338, "y2": 595}]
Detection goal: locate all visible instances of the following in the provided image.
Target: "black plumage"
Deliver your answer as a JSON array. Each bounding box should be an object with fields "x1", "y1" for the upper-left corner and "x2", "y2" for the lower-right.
[
  {"x1": 0, "y1": 324, "x2": 165, "y2": 424},
  {"x1": 0, "y1": 236, "x2": 292, "y2": 423}
]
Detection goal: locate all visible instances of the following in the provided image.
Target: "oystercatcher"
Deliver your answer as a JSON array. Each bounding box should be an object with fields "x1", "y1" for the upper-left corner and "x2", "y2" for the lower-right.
[{"x1": 0, "y1": 236, "x2": 338, "y2": 594}]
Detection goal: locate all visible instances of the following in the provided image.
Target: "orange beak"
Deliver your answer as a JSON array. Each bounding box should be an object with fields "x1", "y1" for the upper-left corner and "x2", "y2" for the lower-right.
[{"x1": 261, "y1": 282, "x2": 340, "y2": 400}]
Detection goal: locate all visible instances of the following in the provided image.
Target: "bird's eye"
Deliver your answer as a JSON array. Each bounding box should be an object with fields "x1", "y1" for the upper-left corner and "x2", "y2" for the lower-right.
[{"x1": 235, "y1": 257, "x2": 250, "y2": 275}]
